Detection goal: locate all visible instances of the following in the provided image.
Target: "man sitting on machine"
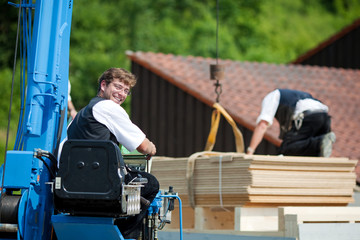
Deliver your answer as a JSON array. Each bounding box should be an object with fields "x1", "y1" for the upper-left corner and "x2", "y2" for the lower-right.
[{"x1": 66, "y1": 67, "x2": 159, "y2": 239}]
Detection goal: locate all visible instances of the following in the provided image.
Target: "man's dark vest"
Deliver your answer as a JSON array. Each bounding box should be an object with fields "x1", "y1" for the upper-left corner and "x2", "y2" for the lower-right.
[
  {"x1": 67, "y1": 97, "x2": 118, "y2": 144},
  {"x1": 275, "y1": 89, "x2": 313, "y2": 139}
]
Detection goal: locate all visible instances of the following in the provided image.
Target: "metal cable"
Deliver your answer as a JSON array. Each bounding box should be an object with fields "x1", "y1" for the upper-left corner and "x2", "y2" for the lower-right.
[
  {"x1": 216, "y1": 0, "x2": 219, "y2": 65},
  {"x1": 214, "y1": 0, "x2": 222, "y2": 103},
  {"x1": 1, "y1": 0, "x2": 22, "y2": 191}
]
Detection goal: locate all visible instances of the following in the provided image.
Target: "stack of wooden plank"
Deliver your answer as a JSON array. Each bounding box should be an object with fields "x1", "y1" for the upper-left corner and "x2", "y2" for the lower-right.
[{"x1": 150, "y1": 153, "x2": 357, "y2": 207}]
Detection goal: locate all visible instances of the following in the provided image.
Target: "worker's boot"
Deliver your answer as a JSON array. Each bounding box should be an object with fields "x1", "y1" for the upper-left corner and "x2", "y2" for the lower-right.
[{"x1": 320, "y1": 132, "x2": 336, "y2": 157}]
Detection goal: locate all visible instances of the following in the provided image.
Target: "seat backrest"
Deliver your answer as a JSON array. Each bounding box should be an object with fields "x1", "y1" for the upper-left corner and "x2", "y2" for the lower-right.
[
  {"x1": 55, "y1": 139, "x2": 125, "y2": 199},
  {"x1": 54, "y1": 140, "x2": 127, "y2": 217}
]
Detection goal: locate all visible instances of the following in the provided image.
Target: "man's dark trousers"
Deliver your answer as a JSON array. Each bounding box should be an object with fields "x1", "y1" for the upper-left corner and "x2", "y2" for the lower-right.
[{"x1": 279, "y1": 112, "x2": 331, "y2": 156}]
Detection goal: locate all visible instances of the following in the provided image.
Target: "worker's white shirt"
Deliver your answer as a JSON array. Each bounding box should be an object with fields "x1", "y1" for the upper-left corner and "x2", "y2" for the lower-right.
[
  {"x1": 93, "y1": 100, "x2": 145, "y2": 152},
  {"x1": 256, "y1": 89, "x2": 328, "y2": 126},
  {"x1": 68, "y1": 80, "x2": 72, "y2": 101}
]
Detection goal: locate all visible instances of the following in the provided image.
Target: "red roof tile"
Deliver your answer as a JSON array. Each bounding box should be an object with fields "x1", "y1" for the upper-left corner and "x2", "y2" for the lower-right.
[{"x1": 127, "y1": 51, "x2": 360, "y2": 162}]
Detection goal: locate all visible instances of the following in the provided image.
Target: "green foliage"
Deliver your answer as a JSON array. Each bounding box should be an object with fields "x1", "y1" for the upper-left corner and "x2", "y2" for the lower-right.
[
  {"x1": 67, "y1": 0, "x2": 360, "y2": 108},
  {"x1": 0, "y1": 68, "x2": 21, "y2": 163},
  {"x1": 249, "y1": 0, "x2": 360, "y2": 63},
  {"x1": 0, "y1": 68, "x2": 21, "y2": 128},
  {"x1": 0, "y1": 1, "x2": 19, "y2": 68}
]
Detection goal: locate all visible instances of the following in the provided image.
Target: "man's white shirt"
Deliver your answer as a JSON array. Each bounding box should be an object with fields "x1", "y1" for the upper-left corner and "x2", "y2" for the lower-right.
[{"x1": 93, "y1": 99, "x2": 146, "y2": 152}]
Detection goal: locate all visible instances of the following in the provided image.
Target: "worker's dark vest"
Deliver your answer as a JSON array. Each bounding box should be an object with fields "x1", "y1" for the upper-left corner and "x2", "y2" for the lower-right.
[
  {"x1": 275, "y1": 89, "x2": 313, "y2": 139},
  {"x1": 67, "y1": 97, "x2": 118, "y2": 144}
]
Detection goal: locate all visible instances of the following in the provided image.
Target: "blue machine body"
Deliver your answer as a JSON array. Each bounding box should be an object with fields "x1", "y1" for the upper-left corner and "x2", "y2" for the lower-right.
[
  {"x1": 51, "y1": 215, "x2": 126, "y2": 240},
  {"x1": 1, "y1": 1, "x2": 132, "y2": 239},
  {"x1": 1, "y1": 1, "x2": 72, "y2": 239}
]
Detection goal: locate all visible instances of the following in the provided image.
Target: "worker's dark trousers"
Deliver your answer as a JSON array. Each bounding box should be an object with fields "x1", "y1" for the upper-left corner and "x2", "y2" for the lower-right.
[
  {"x1": 115, "y1": 168, "x2": 160, "y2": 239},
  {"x1": 279, "y1": 112, "x2": 331, "y2": 156}
]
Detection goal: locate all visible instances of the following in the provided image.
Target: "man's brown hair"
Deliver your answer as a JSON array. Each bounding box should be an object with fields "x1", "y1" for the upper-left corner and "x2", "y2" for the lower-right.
[{"x1": 97, "y1": 68, "x2": 137, "y2": 92}]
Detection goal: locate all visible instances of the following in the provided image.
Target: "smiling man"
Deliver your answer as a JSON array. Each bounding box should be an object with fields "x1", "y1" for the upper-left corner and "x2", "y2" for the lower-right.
[
  {"x1": 67, "y1": 67, "x2": 158, "y2": 239},
  {"x1": 68, "y1": 68, "x2": 156, "y2": 156}
]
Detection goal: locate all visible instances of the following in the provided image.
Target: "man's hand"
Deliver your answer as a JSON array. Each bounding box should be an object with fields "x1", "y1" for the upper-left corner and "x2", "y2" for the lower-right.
[
  {"x1": 246, "y1": 146, "x2": 255, "y2": 155},
  {"x1": 137, "y1": 138, "x2": 156, "y2": 156}
]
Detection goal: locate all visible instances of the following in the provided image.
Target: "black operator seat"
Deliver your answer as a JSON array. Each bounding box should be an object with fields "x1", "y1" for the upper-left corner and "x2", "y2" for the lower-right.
[{"x1": 54, "y1": 140, "x2": 141, "y2": 217}]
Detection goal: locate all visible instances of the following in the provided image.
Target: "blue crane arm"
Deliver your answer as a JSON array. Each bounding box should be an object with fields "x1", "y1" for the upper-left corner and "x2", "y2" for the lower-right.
[
  {"x1": 21, "y1": 0, "x2": 73, "y2": 152},
  {"x1": 0, "y1": 1, "x2": 73, "y2": 239}
]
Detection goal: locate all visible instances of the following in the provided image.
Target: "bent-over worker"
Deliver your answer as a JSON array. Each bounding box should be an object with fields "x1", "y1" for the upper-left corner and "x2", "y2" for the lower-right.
[{"x1": 247, "y1": 88, "x2": 335, "y2": 157}]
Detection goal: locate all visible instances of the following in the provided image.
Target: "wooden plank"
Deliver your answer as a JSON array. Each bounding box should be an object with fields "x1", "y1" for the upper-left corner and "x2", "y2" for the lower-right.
[
  {"x1": 250, "y1": 170, "x2": 355, "y2": 178},
  {"x1": 298, "y1": 223, "x2": 360, "y2": 240},
  {"x1": 234, "y1": 207, "x2": 278, "y2": 231},
  {"x1": 247, "y1": 187, "x2": 353, "y2": 196},
  {"x1": 194, "y1": 207, "x2": 235, "y2": 230},
  {"x1": 152, "y1": 155, "x2": 357, "y2": 207},
  {"x1": 162, "y1": 206, "x2": 195, "y2": 230},
  {"x1": 278, "y1": 207, "x2": 360, "y2": 239},
  {"x1": 279, "y1": 207, "x2": 360, "y2": 223},
  {"x1": 249, "y1": 196, "x2": 354, "y2": 204}
]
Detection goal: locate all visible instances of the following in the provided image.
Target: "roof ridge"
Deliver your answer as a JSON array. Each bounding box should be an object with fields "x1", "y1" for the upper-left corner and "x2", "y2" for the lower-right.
[{"x1": 291, "y1": 17, "x2": 360, "y2": 64}]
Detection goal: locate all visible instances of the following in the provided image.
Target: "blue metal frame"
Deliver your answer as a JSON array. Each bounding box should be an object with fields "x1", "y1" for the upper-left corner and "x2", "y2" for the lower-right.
[
  {"x1": 1, "y1": 1, "x2": 73, "y2": 239},
  {"x1": 2, "y1": 152, "x2": 33, "y2": 189},
  {"x1": 51, "y1": 194, "x2": 184, "y2": 240},
  {"x1": 160, "y1": 195, "x2": 183, "y2": 240},
  {"x1": 52, "y1": 215, "x2": 126, "y2": 240}
]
